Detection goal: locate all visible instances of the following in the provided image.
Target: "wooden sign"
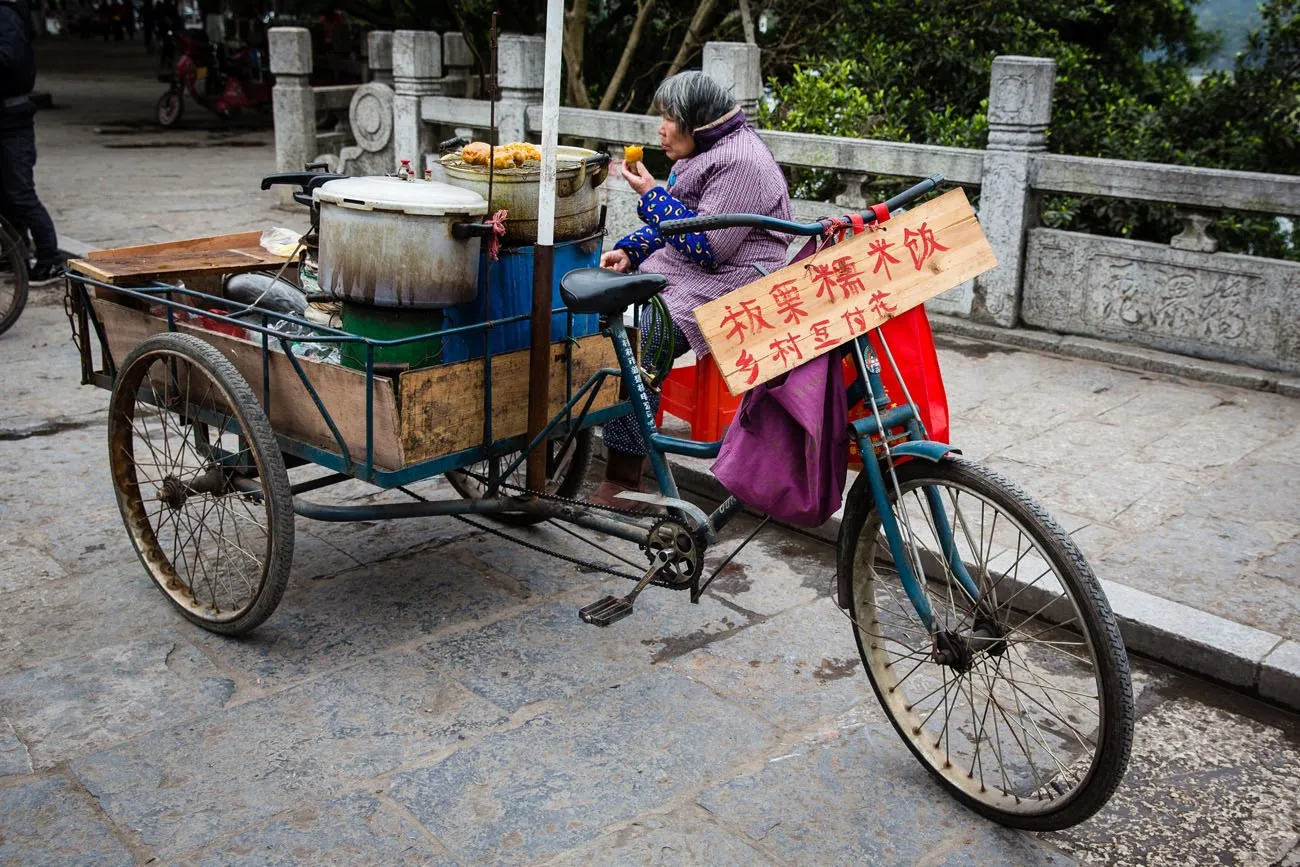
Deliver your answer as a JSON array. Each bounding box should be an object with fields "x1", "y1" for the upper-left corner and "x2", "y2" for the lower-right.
[{"x1": 693, "y1": 188, "x2": 997, "y2": 396}]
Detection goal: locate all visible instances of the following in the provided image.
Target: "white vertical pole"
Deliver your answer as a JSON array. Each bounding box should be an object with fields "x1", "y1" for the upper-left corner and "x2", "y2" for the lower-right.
[
  {"x1": 526, "y1": 0, "x2": 567, "y2": 492},
  {"x1": 536, "y1": 0, "x2": 564, "y2": 247}
]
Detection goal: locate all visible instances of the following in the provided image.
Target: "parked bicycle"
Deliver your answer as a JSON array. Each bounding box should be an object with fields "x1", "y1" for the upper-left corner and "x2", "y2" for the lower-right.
[
  {"x1": 0, "y1": 215, "x2": 30, "y2": 337},
  {"x1": 70, "y1": 172, "x2": 1132, "y2": 831}
]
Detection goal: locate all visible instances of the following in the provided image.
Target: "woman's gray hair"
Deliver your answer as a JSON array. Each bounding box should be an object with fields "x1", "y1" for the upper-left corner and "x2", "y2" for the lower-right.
[{"x1": 651, "y1": 71, "x2": 737, "y2": 135}]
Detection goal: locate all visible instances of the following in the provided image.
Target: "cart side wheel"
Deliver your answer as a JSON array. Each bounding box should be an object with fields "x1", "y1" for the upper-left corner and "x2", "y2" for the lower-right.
[
  {"x1": 156, "y1": 90, "x2": 183, "y2": 127},
  {"x1": 445, "y1": 429, "x2": 594, "y2": 526},
  {"x1": 0, "y1": 217, "x2": 29, "y2": 338},
  {"x1": 108, "y1": 332, "x2": 294, "y2": 635}
]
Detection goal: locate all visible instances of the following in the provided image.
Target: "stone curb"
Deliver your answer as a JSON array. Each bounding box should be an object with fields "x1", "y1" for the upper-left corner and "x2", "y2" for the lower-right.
[
  {"x1": 927, "y1": 313, "x2": 1299, "y2": 395},
  {"x1": 652, "y1": 452, "x2": 1300, "y2": 714}
]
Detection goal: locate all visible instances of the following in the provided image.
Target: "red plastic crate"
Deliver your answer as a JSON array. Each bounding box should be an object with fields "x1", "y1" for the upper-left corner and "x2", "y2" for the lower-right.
[{"x1": 654, "y1": 355, "x2": 742, "y2": 442}]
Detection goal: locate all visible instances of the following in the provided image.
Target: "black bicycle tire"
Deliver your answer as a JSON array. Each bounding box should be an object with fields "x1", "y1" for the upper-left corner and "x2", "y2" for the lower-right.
[
  {"x1": 109, "y1": 332, "x2": 295, "y2": 634},
  {"x1": 837, "y1": 456, "x2": 1134, "y2": 830},
  {"x1": 0, "y1": 218, "x2": 29, "y2": 337}
]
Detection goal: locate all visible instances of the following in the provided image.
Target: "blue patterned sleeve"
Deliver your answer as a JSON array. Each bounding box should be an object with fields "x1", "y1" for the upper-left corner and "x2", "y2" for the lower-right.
[
  {"x1": 636, "y1": 187, "x2": 717, "y2": 270},
  {"x1": 613, "y1": 225, "x2": 665, "y2": 269}
]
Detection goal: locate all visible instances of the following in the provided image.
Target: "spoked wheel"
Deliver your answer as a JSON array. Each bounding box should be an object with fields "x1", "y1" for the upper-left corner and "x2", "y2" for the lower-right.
[
  {"x1": 156, "y1": 89, "x2": 183, "y2": 127},
  {"x1": 0, "y1": 218, "x2": 29, "y2": 337},
  {"x1": 837, "y1": 457, "x2": 1133, "y2": 830},
  {"x1": 445, "y1": 430, "x2": 594, "y2": 526},
  {"x1": 108, "y1": 333, "x2": 293, "y2": 634}
]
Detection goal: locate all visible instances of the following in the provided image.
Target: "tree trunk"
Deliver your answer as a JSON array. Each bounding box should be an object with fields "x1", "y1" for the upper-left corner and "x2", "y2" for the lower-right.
[
  {"x1": 598, "y1": 0, "x2": 656, "y2": 111},
  {"x1": 666, "y1": 0, "x2": 720, "y2": 78},
  {"x1": 739, "y1": 0, "x2": 756, "y2": 44},
  {"x1": 563, "y1": 0, "x2": 592, "y2": 109}
]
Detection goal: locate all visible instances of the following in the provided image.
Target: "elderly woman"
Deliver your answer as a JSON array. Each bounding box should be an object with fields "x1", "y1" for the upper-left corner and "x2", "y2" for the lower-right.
[{"x1": 592, "y1": 70, "x2": 792, "y2": 509}]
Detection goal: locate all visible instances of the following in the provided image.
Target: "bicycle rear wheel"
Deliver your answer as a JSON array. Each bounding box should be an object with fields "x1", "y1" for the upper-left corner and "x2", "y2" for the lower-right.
[
  {"x1": 837, "y1": 456, "x2": 1133, "y2": 830},
  {"x1": 0, "y1": 218, "x2": 29, "y2": 337}
]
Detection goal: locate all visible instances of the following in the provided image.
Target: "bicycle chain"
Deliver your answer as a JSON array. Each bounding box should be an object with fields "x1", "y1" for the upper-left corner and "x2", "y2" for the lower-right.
[{"x1": 411, "y1": 470, "x2": 693, "y2": 587}]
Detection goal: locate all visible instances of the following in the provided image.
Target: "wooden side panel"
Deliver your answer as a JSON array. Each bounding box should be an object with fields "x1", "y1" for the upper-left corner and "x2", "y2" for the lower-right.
[
  {"x1": 399, "y1": 337, "x2": 619, "y2": 464},
  {"x1": 93, "y1": 298, "x2": 405, "y2": 470},
  {"x1": 84, "y1": 232, "x2": 266, "y2": 261},
  {"x1": 72, "y1": 246, "x2": 289, "y2": 286}
]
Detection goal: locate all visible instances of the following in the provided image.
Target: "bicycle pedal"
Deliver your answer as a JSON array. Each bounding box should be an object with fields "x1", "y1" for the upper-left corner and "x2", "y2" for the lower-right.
[{"x1": 578, "y1": 595, "x2": 634, "y2": 627}]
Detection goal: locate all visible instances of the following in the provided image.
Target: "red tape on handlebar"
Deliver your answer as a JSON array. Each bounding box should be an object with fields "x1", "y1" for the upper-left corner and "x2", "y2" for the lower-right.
[
  {"x1": 848, "y1": 213, "x2": 866, "y2": 234},
  {"x1": 870, "y1": 203, "x2": 890, "y2": 224}
]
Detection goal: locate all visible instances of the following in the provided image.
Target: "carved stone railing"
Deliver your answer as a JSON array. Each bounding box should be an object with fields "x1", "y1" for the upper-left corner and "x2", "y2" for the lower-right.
[{"x1": 271, "y1": 31, "x2": 1300, "y2": 374}]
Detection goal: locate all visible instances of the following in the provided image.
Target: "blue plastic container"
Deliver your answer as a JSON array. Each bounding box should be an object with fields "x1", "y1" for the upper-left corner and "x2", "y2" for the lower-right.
[{"x1": 441, "y1": 235, "x2": 602, "y2": 364}]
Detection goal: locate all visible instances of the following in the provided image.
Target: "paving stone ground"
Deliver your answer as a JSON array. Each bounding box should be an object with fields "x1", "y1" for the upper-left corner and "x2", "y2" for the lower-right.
[{"x1": 0, "y1": 36, "x2": 1297, "y2": 867}]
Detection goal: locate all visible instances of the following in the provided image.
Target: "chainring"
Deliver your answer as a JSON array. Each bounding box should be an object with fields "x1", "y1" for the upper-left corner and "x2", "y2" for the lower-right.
[{"x1": 642, "y1": 518, "x2": 702, "y2": 590}]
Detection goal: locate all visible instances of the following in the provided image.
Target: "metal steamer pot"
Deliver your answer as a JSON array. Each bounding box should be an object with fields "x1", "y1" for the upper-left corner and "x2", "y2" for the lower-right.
[
  {"x1": 438, "y1": 146, "x2": 610, "y2": 246},
  {"x1": 314, "y1": 176, "x2": 490, "y2": 308}
]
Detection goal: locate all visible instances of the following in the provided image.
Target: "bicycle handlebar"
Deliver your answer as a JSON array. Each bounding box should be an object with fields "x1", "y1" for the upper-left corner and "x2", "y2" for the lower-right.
[{"x1": 658, "y1": 173, "x2": 945, "y2": 237}]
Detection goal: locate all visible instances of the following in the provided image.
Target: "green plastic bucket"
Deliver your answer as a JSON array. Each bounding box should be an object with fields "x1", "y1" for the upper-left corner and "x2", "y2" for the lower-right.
[{"x1": 340, "y1": 303, "x2": 444, "y2": 371}]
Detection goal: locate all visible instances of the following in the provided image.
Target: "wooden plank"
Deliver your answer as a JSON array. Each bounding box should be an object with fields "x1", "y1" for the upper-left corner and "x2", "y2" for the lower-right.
[
  {"x1": 84, "y1": 232, "x2": 265, "y2": 261},
  {"x1": 93, "y1": 298, "x2": 405, "y2": 470},
  {"x1": 71, "y1": 246, "x2": 289, "y2": 285},
  {"x1": 693, "y1": 188, "x2": 997, "y2": 396},
  {"x1": 399, "y1": 337, "x2": 620, "y2": 464}
]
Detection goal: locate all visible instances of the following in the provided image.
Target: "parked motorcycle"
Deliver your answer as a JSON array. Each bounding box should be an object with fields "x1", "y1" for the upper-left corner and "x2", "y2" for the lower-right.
[{"x1": 156, "y1": 30, "x2": 271, "y2": 127}]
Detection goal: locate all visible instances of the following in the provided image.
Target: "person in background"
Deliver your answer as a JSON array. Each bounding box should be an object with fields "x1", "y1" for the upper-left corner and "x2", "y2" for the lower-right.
[
  {"x1": 140, "y1": 0, "x2": 154, "y2": 53},
  {"x1": 0, "y1": 0, "x2": 64, "y2": 285},
  {"x1": 591, "y1": 70, "x2": 792, "y2": 509}
]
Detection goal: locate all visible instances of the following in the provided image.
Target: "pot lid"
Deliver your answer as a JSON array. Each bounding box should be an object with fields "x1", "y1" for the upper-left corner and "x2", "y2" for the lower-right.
[{"x1": 315, "y1": 176, "x2": 489, "y2": 217}]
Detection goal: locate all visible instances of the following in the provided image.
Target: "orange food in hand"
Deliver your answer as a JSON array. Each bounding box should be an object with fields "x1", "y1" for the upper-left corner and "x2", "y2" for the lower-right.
[{"x1": 624, "y1": 144, "x2": 644, "y2": 165}]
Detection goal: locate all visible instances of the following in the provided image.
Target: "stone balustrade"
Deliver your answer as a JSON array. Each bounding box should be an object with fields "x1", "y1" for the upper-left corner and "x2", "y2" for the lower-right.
[{"x1": 271, "y1": 31, "x2": 1300, "y2": 374}]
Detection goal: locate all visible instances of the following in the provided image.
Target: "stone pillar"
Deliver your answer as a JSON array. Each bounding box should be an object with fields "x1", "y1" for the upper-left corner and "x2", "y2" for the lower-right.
[
  {"x1": 496, "y1": 34, "x2": 544, "y2": 143},
  {"x1": 443, "y1": 32, "x2": 475, "y2": 99},
  {"x1": 367, "y1": 31, "x2": 394, "y2": 87},
  {"x1": 269, "y1": 27, "x2": 315, "y2": 208},
  {"x1": 703, "y1": 42, "x2": 762, "y2": 115},
  {"x1": 970, "y1": 56, "x2": 1054, "y2": 327},
  {"x1": 392, "y1": 30, "x2": 442, "y2": 173}
]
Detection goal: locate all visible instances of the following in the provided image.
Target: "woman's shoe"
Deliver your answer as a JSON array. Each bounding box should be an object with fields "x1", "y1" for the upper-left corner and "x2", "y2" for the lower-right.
[{"x1": 589, "y1": 448, "x2": 657, "y2": 513}]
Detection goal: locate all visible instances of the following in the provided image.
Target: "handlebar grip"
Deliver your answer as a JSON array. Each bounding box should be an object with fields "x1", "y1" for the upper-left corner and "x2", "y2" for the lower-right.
[{"x1": 660, "y1": 213, "x2": 768, "y2": 234}]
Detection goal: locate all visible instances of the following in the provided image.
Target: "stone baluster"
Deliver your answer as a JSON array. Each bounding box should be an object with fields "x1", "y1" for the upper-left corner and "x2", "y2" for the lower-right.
[
  {"x1": 703, "y1": 42, "x2": 762, "y2": 116},
  {"x1": 442, "y1": 32, "x2": 475, "y2": 99},
  {"x1": 1171, "y1": 208, "x2": 1219, "y2": 253},
  {"x1": 392, "y1": 30, "x2": 442, "y2": 174},
  {"x1": 834, "y1": 171, "x2": 872, "y2": 211},
  {"x1": 972, "y1": 56, "x2": 1055, "y2": 327},
  {"x1": 269, "y1": 27, "x2": 316, "y2": 209},
  {"x1": 367, "y1": 31, "x2": 394, "y2": 87},
  {"x1": 496, "y1": 34, "x2": 544, "y2": 144}
]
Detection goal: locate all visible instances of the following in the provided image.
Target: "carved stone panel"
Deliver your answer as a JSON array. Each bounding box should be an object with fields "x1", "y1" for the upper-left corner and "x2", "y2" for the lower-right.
[{"x1": 1023, "y1": 228, "x2": 1300, "y2": 373}]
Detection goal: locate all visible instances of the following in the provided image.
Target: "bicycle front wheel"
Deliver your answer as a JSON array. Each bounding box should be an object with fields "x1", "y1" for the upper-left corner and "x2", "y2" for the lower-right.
[
  {"x1": 0, "y1": 218, "x2": 29, "y2": 337},
  {"x1": 837, "y1": 456, "x2": 1133, "y2": 830}
]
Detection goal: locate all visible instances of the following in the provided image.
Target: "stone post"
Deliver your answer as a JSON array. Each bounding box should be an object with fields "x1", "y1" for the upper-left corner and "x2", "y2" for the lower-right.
[
  {"x1": 971, "y1": 56, "x2": 1055, "y2": 327},
  {"x1": 367, "y1": 31, "x2": 394, "y2": 87},
  {"x1": 442, "y1": 32, "x2": 475, "y2": 99},
  {"x1": 703, "y1": 42, "x2": 762, "y2": 115},
  {"x1": 269, "y1": 27, "x2": 316, "y2": 208},
  {"x1": 392, "y1": 30, "x2": 441, "y2": 173},
  {"x1": 496, "y1": 34, "x2": 544, "y2": 143}
]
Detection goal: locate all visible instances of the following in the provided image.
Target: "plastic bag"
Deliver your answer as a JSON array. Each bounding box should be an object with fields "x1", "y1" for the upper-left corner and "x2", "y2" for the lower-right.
[{"x1": 259, "y1": 227, "x2": 303, "y2": 258}]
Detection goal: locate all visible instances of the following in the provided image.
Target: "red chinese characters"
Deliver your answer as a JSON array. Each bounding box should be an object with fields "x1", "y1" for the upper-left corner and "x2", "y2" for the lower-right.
[
  {"x1": 809, "y1": 319, "x2": 837, "y2": 351},
  {"x1": 841, "y1": 306, "x2": 868, "y2": 336},
  {"x1": 831, "y1": 256, "x2": 868, "y2": 297},
  {"x1": 769, "y1": 332, "x2": 804, "y2": 369},
  {"x1": 807, "y1": 261, "x2": 839, "y2": 302},
  {"x1": 735, "y1": 349, "x2": 760, "y2": 385},
  {"x1": 867, "y1": 239, "x2": 901, "y2": 281},
  {"x1": 719, "y1": 299, "x2": 774, "y2": 345},
  {"x1": 868, "y1": 289, "x2": 897, "y2": 318},
  {"x1": 769, "y1": 280, "x2": 808, "y2": 325},
  {"x1": 902, "y1": 222, "x2": 949, "y2": 271}
]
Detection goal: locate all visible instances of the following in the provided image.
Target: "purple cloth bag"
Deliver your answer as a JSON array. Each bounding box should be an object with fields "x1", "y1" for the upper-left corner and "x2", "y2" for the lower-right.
[
  {"x1": 711, "y1": 237, "x2": 850, "y2": 526},
  {"x1": 711, "y1": 350, "x2": 849, "y2": 526}
]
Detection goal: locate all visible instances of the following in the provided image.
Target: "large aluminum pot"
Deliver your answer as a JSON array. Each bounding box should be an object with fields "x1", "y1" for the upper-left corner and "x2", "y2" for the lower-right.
[
  {"x1": 439, "y1": 145, "x2": 610, "y2": 246},
  {"x1": 315, "y1": 177, "x2": 489, "y2": 308}
]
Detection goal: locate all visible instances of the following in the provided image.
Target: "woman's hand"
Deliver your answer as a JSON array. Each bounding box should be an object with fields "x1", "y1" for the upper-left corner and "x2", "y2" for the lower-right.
[
  {"x1": 601, "y1": 249, "x2": 632, "y2": 272},
  {"x1": 620, "y1": 160, "x2": 658, "y2": 196}
]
